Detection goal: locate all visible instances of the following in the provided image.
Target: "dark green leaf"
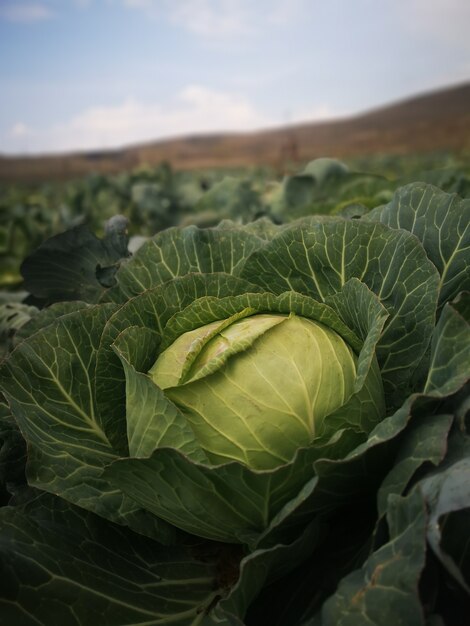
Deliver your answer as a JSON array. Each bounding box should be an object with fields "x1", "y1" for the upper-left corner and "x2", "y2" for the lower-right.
[
  {"x1": 104, "y1": 446, "x2": 321, "y2": 546},
  {"x1": 320, "y1": 490, "x2": 427, "y2": 626},
  {"x1": 0, "y1": 494, "x2": 226, "y2": 625},
  {"x1": 377, "y1": 413, "x2": 453, "y2": 517},
  {"x1": 419, "y1": 429, "x2": 470, "y2": 594},
  {"x1": 425, "y1": 293, "x2": 470, "y2": 396},
  {"x1": 21, "y1": 217, "x2": 130, "y2": 304},
  {"x1": 105, "y1": 226, "x2": 266, "y2": 303},
  {"x1": 13, "y1": 301, "x2": 89, "y2": 346},
  {"x1": 0, "y1": 304, "x2": 177, "y2": 542},
  {"x1": 365, "y1": 183, "x2": 470, "y2": 311}
]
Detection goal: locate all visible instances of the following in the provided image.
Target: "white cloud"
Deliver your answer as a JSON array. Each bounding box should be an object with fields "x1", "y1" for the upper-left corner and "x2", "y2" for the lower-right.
[
  {"x1": 11, "y1": 122, "x2": 30, "y2": 137},
  {"x1": 121, "y1": 0, "x2": 257, "y2": 38},
  {"x1": 169, "y1": 0, "x2": 254, "y2": 38},
  {"x1": 120, "y1": 0, "x2": 311, "y2": 40},
  {"x1": 0, "y1": 2, "x2": 55, "y2": 22},
  {"x1": 4, "y1": 86, "x2": 275, "y2": 154}
]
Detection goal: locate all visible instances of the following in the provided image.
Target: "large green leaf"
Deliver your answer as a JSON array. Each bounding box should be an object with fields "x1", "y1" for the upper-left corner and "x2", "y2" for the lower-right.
[
  {"x1": 419, "y1": 427, "x2": 470, "y2": 594},
  {"x1": 104, "y1": 226, "x2": 266, "y2": 303},
  {"x1": 320, "y1": 490, "x2": 427, "y2": 626},
  {"x1": 21, "y1": 217, "x2": 130, "y2": 304},
  {"x1": 0, "y1": 304, "x2": 177, "y2": 542},
  {"x1": 377, "y1": 293, "x2": 469, "y2": 516},
  {"x1": 0, "y1": 494, "x2": 232, "y2": 626},
  {"x1": 0, "y1": 304, "x2": 117, "y2": 467},
  {"x1": 13, "y1": 301, "x2": 89, "y2": 346},
  {"x1": 241, "y1": 219, "x2": 439, "y2": 401},
  {"x1": 365, "y1": 183, "x2": 470, "y2": 310},
  {"x1": 104, "y1": 446, "x2": 323, "y2": 546},
  {"x1": 424, "y1": 292, "x2": 470, "y2": 396},
  {"x1": 377, "y1": 413, "x2": 453, "y2": 518}
]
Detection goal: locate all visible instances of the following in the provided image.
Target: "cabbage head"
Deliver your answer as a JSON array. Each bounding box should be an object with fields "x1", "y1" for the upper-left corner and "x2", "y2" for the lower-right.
[{"x1": 150, "y1": 312, "x2": 384, "y2": 469}]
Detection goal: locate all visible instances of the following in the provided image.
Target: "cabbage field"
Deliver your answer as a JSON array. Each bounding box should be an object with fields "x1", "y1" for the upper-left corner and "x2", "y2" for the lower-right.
[{"x1": 0, "y1": 156, "x2": 469, "y2": 625}]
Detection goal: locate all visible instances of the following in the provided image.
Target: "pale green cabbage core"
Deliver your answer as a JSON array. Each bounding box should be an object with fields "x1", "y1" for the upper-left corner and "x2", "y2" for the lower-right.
[{"x1": 149, "y1": 313, "x2": 383, "y2": 469}]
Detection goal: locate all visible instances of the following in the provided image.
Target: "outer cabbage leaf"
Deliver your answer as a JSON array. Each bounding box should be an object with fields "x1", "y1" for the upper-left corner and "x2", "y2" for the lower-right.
[
  {"x1": 377, "y1": 293, "x2": 470, "y2": 515},
  {"x1": 419, "y1": 425, "x2": 470, "y2": 595},
  {"x1": 319, "y1": 490, "x2": 428, "y2": 626},
  {"x1": 104, "y1": 226, "x2": 267, "y2": 303},
  {"x1": 0, "y1": 304, "x2": 180, "y2": 543},
  {"x1": 13, "y1": 301, "x2": 89, "y2": 346},
  {"x1": 21, "y1": 216, "x2": 130, "y2": 304},
  {"x1": 424, "y1": 292, "x2": 470, "y2": 396},
  {"x1": 0, "y1": 493, "x2": 235, "y2": 626},
  {"x1": 364, "y1": 183, "x2": 470, "y2": 311}
]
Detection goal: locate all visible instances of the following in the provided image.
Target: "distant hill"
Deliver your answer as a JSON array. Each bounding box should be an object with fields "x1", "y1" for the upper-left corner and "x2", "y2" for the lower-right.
[{"x1": 1, "y1": 82, "x2": 469, "y2": 183}]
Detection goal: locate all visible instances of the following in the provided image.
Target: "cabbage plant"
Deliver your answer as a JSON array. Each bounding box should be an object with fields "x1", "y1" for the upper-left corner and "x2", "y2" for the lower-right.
[{"x1": 0, "y1": 181, "x2": 469, "y2": 625}]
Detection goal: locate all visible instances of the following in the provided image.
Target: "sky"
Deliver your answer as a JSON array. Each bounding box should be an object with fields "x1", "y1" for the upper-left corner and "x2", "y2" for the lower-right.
[{"x1": 0, "y1": 0, "x2": 469, "y2": 155}]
